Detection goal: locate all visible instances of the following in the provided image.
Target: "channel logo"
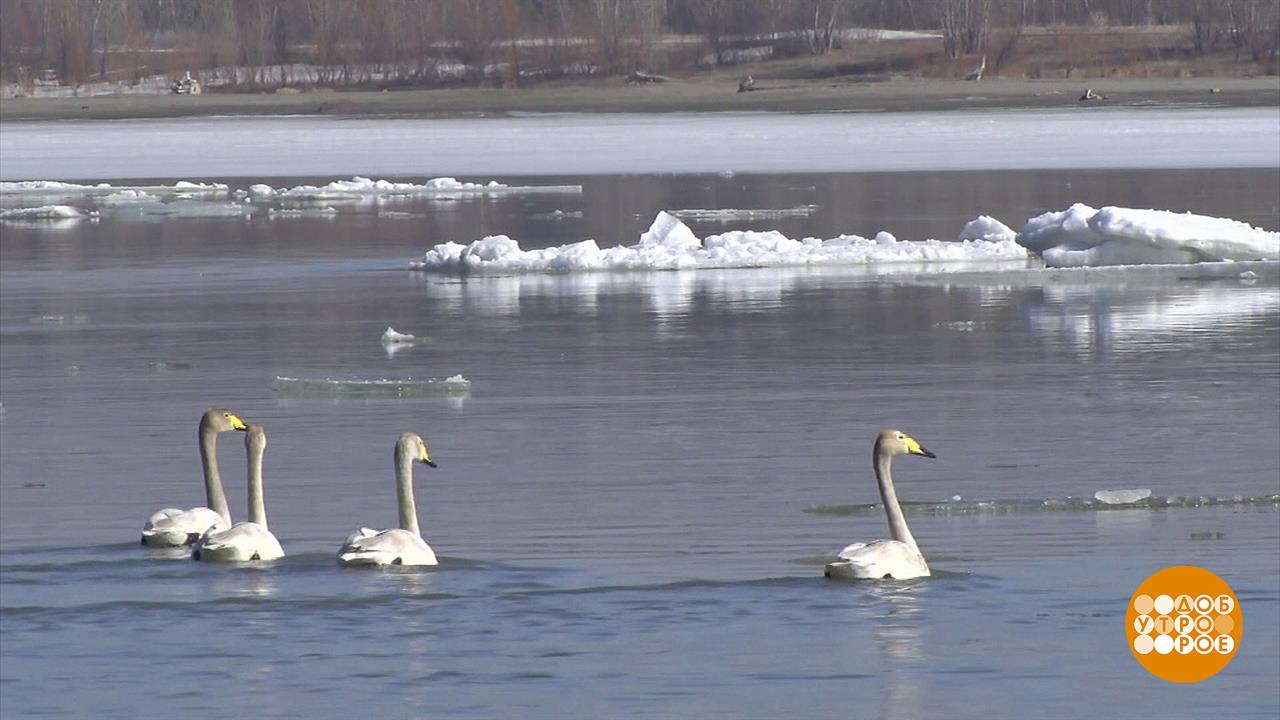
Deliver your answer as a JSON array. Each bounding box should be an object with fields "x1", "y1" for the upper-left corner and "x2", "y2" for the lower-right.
[{"x1": 1126, "y1": 565, "x2": 1242, "y2": 682}]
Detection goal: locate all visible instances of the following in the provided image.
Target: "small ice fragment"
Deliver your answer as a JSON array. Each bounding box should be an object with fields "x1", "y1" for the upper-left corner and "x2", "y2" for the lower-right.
[
  {"x1": 1094, "y1": 488, "x2": 1152, "y2": 505},
  {"x1": 272, "y1": 375, "x2": 470, "y2": 397},
  {"x1": 381, "y1": 326, "x2": 416, "y2": 345},
  {"x1": 950, "y1": 494, "x2": 962, "y2": 502}
]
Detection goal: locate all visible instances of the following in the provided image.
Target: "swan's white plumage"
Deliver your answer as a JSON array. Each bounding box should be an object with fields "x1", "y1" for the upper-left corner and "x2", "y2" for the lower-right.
[
  {"x1": 142, "y1": 507, "x2": 228, "y2": 547},
  {"x1": 193, "y1": 423, "x2": 285, "y2": 563},
  {"x1": 195, "y1": 522, "x2": 284, "y2": 562},
  {"x1": 141, "y1": 408, "x2": 245, "y2": 548},
  {"x1": 338, "y1": 432, "x2": 439, "y2": 568},
  {"x1": 824, "y1": 428, "x2": 936, "y2": 581},
  {"x1": 338, "y1": 528, "x2": 437, "y2": 566},
  {"x1": 826, "y1": 539, "x2": 929, "y2": 580}
]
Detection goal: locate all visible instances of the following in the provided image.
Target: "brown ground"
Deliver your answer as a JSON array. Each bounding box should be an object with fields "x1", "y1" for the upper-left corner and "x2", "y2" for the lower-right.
[
  {"x1": 5, "y1": 23, "x2": 1279, "y2": 122},
  {"x1": 2, "y1": 75, "x2": 1277, "y2": 121}
]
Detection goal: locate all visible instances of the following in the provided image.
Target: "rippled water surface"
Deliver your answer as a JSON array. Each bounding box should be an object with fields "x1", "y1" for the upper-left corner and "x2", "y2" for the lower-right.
[{"x1": 2, "y1": 167, "x2": 1278, "y2": 719}]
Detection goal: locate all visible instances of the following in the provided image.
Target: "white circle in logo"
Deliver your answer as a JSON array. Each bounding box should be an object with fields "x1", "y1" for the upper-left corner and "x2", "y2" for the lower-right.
[
  {"x1": 1154, "y1": 594, "x2": 1174, "y2": 615},
  {"x1": 1133, "y1": 615, "x2": 1152, "y2": 635},
  {"x1": 1215, "y1": 634, "x2": 1235, "y2": 654},
  {"x1": 1154, "y1": 634, "x2": 1174, "y2": 654},
  {"x1": 1133, "y1": 634, "x2": 1155, "y2": 655},
  {"x1": 1175, "y1": 634, "x2": 1196, "y2": 655}
]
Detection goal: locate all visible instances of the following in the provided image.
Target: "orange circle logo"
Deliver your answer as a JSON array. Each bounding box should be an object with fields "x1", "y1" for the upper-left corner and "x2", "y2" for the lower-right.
[{"x1": 1126, "y1": 566, "x2": 1242, "y2": 682}]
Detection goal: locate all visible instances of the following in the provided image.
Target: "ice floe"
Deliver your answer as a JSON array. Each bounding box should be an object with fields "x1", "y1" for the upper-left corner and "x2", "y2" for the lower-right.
[
  {"x1": 957, "y1": 215, "x2": 1016, "y2": 243},
  {"x1": 668, "y1": 206, "x2": 819, "y2": 222},
  {"x1": 807, "y1": 493, "x2": 1279, "y2": 516},
  {"x1": 380, "y1": 327, "x2": 417, "y2": 358},
  {"x1": 1017, "y1": 203, "x2": 1279, "y2": 267},
  {"x1": 0, "y1": 180, "x2": 229, "y2": 197},
  {"x1": 381, "y1": 327, "x2": 416, "y2": 344},
  {"x1": 244, "y1": 176, "x2": 580, "y2": 201},
  {"x1": 272, "y1": 375, "x2": 470, "y2": 398},
  {"x1": 411, "y1": 211, "x2": 1029, "y2": 274},
  {"x1": 1, "y1": 176, "x2": 580, "y2": 222},
  {"x1": 0, "y1": 205, "x2": 85, "y2": 220},
  {"x1": 267, "y1": 206, "x2": 339, "y2": 218},
  {"x1": 1095, "y1": 488, "x2": 1153, "y2": 505},
  {"x1": 98, "y1": 190, "x2": 160, "y2": 204}
]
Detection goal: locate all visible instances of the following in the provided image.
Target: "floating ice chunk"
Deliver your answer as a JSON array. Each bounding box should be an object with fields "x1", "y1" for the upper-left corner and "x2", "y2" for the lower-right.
[
  {"x1": 272, "y1": 375, "x2": 470, "y2": 397},
  {"x1": 257, "y1": 176, "x2": 581, "y2": 200},
  {"x1": 0, "y1": 180, "x2": 112, "y2": 193},
  {"x1": 958, "y1": 215, "x2": 1016, "y2": 243},
  {"x1": 267, "y1": 206, "x2": 337, "y2": 218},
  {"x1": 0, "y1": 180, "x2": 228, "y2": 198},
  {"x1": 1017, "y1": 203, "x2": 1103, "y2": 253},
  {"x1": 171, "y1": 181, "x2": 228, "y2": 192},
  {"x1": 1088, "y1": 206, "x2": 1278, "y2": 261},
  {"x1": 640, "y1": 211, "x2": 702, "y2": 251},
  {"x1": 381, "y1": 326, "x2": 416, "y2": 344},
  {"x1": 1018, "y1": 204, "x2": 1279, "y2": 267},
  {"x1": 0, "y1": 205, "x2": 83, "y2": 220},
  {"x1": 127, "y1": 201, "x2": 248, "y2": 219},
  {"x1": 668, "y1": 206, "x2": 819, "y2": 222},
  {"x1": 98, "y1": 189, "x2": 158, "y2": 204},
  {"x1": 1094, "y1": 488, "x2": 1153, "y2": 505},
  {"x1": 531, "y1": 209, "x2": 583, "y2": 220},
  {"x1": 411, "y1": 212, "x2": 1028, "y2": 274}
]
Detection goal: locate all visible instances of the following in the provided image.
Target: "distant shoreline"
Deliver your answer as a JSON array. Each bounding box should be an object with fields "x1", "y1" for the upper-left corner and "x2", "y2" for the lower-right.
[{"x1": 2, "y1": 77, "x2": 1276, "y2": 121}]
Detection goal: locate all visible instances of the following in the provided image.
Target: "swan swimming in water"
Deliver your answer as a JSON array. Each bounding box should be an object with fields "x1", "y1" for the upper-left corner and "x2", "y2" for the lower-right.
[
  {"x1": 825, "y1": 429, "x2": 936, "y2": 581},
  {"x1": 141, "y1": 408, "x2": 246, "y2": 547},
  {"x1": 338, "y1": 432, "x2": 439, "y2": 567},
  {"x1": 193, "y1": 424, "x2": 285, "y2": 562}
]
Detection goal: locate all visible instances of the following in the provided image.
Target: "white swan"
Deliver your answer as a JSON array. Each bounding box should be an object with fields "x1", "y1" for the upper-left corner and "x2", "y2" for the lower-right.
[
  {"x1": 825, "y1": 429, "x2": 936, "y2": 581},
  {"x1": 141, "y1": 408, "x2": 246, "y2": 547},
  {"x1": 193, "y1": 424, "x2": 285, "y2": 562},
  {"x1": 338, "y1": 432, "x2": 439, "y2": 567}
]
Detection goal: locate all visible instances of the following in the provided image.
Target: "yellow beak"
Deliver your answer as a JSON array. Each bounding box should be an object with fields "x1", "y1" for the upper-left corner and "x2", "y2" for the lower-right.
[
  {"x1": 420, "y1": 446, "x2": 437, "y2": 468},
  {"x1": 905, "y1": 436, "x2": 937, "y2": 458}
]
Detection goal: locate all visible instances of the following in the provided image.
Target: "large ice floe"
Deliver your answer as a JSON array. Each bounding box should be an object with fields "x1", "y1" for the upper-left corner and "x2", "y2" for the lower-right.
[
  {"x1": 411, "y1": 205, "x2": 1278, "y2": 274},
  {"x1": 245, "y1": 176, "x2": 580, "y2": 201},
  {"x1": 1017, "y1": 203, "x2": 1278, "y2": 266},
  {"x1": 0, "y1": 204, "x2": 86, "y2": 220},
  {"x1": 0, "y1": 176, "x2": 581, "y2": 222},
  {"x1": 412, "y1": 211, "x2": 1028, "y2": 273},
  {"x1": 0, "y1": 180, "x2": 229, "y2": 197}
]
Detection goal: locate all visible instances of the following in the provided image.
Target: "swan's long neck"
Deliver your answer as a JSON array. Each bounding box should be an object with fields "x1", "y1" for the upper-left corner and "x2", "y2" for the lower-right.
[
  {"x1": 199, "y1": 420, "x2": 232, "y2": 524},
  {"x1": 246, "y1": 435, "x2": 267, "y2": 529},
  {"x1": 394, "y1": 442, "x2": 420, "y2": 537},
  {"x1": 874, "y1": 443, "x2": 918, "y2": 552}
]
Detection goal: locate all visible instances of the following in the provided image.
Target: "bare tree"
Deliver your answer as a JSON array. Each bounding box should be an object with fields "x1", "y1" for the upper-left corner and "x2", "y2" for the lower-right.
[
  {"x1": 940, "y1": 0, "x2": 992, "y2": 59},
  {"x1": 805, "y1": 0, "x2": 844, "y2": 55},
  {"x1": 687, "y1": 0, "x2": 732, "y2": 64}
]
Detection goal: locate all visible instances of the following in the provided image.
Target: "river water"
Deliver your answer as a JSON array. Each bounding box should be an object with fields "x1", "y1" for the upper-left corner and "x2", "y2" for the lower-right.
[{"x1": 1, "y1": 113, "x2": 1278, "y2": 719}]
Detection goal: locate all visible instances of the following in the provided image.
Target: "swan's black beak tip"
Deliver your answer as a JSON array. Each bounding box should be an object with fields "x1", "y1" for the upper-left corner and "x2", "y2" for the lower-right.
[
  {"x1": 423, "y1": 459, "x2": 438, "y2": 468},
  {"x1": 920, "y1": 448, "x2": 937, "y2": 459}
]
